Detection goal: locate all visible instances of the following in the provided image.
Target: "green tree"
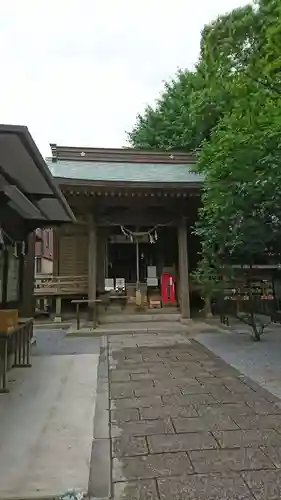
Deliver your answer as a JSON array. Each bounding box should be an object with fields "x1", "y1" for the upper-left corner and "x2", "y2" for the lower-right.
[
  {"x1": 195, "y1": 76, "x2": 281, "y2": 338},
  {"x1": 196, "y1": 84, "x2": 281, "y2": 253},
  {"x1": 128, "y1": 70, "x2": 200, "y2": 150},
  {"x1": 128, "y1": 4, "x2": 258, "y2": 151},
  {"x1": 129, "y1": 0, "x2": 281, "y2": 337},
  {"x1": 191, "y1": 257, "x2": 223, "y2": 317},
  {"x1": 199, "y1": 4, "x2": 258, "y2": 75},
  {"x1": 258, "y1": 0, "x2": 281, "y2": 78},
  {"x1": 128, "y1": 1, "x2": 281, "y2": 152}
]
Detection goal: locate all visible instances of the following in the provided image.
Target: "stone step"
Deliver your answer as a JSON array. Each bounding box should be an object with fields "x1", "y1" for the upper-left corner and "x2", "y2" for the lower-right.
[
  {"x1": 67, "y1": 321, "x2": 188, "y2": 336},
  {"x1": 99, "y1": 321, "x2": 187, "y2": 332},
  {"x1": 99, "y1": 313, "x2": 181, "y2": 324}
]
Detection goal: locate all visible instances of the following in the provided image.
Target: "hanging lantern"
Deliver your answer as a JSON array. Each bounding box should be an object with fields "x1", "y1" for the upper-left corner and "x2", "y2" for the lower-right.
[
  {"x1": 0, "y1": 227, "x2": 4, "y2": 249},
  {"x1": 13, "y1": 242, "x2": 18, "y2": 258}
]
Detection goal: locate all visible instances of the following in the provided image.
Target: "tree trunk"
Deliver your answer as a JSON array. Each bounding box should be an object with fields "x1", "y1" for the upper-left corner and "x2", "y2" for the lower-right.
[
  {"x1": 204, "y1": 296, "x2": 213, "y2": 318},
  {"x1": 252, "y1": 316, "x2": 261, "y2": 341},
  {"x1": 248, "y1": 264, "x2": 260, "y2": 341}
]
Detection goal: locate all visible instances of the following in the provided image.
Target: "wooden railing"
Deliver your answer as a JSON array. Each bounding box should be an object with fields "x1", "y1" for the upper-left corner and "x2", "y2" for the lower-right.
[
  {"x1": 34, "y1": 275, "x2": 88, "y2": 296},
  {"x1": 0, "y1": 318, "x2": 33, "y2": 393}
]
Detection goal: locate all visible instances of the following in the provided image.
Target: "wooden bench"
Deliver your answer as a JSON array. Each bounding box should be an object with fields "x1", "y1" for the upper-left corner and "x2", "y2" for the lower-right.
[
  {"x1": 98, "y1": 293, "x2": 128, "y2": 311},
  {"x1": 270, "y1": 310, "x2": 281, "y2": 323},
  {"x1": 108, "y1": 295, "x2": 128, "y2": 311},
  {"x1": 0, "y1": 318, "x2": 33, "y2": 393}
]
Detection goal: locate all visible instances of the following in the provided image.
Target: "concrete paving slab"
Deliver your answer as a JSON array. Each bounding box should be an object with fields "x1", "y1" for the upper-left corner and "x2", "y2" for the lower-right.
[
  {"x1": 158, "y1": 473, "x2": 255, "y2": 500},
  {"x1": 114, "y1": 479, "x2": 159, "y2": 500},
  {"x1": 0, "y1": 353, "x2": 99, "y2": 499},
  {"x1": 242, "y1": 469, "x2": 281, "y2": 500}
]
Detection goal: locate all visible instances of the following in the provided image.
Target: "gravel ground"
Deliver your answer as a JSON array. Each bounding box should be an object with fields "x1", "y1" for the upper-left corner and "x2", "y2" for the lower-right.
[{"x1": 196, "y1": 324, "x2": 281, "y2": 399}]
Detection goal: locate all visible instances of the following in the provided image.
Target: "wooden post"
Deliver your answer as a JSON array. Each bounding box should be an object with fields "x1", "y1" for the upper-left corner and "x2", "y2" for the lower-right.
[
  {"x1": 97, "y1": 228, "x2": 107, "y2": 293},
  {"x1": 136, "y1": 238, "x2": 140, "y2": 290},
  {"x1": 88, "y1": 215, "x2": 97, "y2": 317},
  {"x1": 104, "y1": 237, "x2": 108, "y2": 280},
  {"x1": 76, "y1": 303, "x2": 80, "y2": 330},
  {"x1": 0, "y1": 337, "x2": 8, "y2": 393},
  {"x1": 54, "y1": 296, "x2": 62, "y2": 322},
  {"x1": 178, "y1": 219, "x2": 191, "y2": 318},
  {"x1": 1, "y1": 248, "x2": 9, "y2": 306},
  {"x1": 20, "y1": 232, "x2": 36, "y2": 318},
  {"x1": 53, "y1": 227, "x2": 59, "y2": 275}
]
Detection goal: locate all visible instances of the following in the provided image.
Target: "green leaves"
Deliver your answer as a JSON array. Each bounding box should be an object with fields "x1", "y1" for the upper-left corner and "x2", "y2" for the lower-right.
[
  {"x1": 200, "y1": 5, "x2": 259, "y2": 76},
  {"x1": 127, "y1": 70, "x2": 201, "y2": 151},
  {"x1": 128, "y1": 0, "x2": 281, "y2": 292}
]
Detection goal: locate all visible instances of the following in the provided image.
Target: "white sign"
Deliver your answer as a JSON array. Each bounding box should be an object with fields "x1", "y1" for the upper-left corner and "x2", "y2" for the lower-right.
[
  {"x1": 116, "y1": 278, "x2": 126, "y2": 289},
  {"x1": 147, "y1": 277, "x2": 158, "y2": 287},
  {"x1": 105, "y1": 278, "x2": 114, "y2": 291},
  {"x1": 147, "y1": 266, "x2": 157, "y2": 278}
]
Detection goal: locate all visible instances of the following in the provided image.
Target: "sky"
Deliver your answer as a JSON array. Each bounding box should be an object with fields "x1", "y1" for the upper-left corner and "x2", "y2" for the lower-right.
[{"x1": 0, "y1": 0, "x2": 249, "y2": 157}]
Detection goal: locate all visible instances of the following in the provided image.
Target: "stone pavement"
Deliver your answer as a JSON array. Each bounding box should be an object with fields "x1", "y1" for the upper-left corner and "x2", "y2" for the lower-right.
[{"x1": 92, "y1": 331, "x2": 281, "y2": 500}]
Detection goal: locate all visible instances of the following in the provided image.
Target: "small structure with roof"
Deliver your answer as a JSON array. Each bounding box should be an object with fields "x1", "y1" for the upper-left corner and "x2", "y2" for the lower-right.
[
  {"x1": 0, "y1": 125, "x2": 75, "y2": 391},
  {"x1": 0, "y1": 125, "x2": 75, "y2": 315},
  {"x1": 38, "y1": 145, "x2": 203, "y2": 320}
]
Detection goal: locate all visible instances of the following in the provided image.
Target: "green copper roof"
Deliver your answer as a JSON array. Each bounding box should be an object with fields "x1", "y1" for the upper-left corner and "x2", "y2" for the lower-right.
[{"x1": 46, "y1": 159, "x2": 202, "y2": 184}]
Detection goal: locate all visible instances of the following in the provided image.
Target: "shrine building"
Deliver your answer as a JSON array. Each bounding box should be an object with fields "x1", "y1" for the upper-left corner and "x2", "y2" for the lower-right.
[{"x1": 42, "y1": 146, "x2": 204, "y2": 319}]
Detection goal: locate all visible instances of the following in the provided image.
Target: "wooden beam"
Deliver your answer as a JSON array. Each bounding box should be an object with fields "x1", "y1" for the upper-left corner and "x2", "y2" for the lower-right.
[
  {"x1": 20, "y1": 232, "x2": 36, "y2": 317},
  {"x1": 53, "y1": 227, "x2": 59, "y2": 275},
  {"x1": 88, "y1": 214, "x2": 97, "y2": 302},
  {"x1": 96, "y1": 214, "x2": 178, "y2": 226},
  {"x1": 178, "y1": 220, "x2": 191, "y2": 318}
]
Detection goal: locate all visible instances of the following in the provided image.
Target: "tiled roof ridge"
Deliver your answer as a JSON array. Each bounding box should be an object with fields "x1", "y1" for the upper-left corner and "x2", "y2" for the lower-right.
[{"x1": 49, "y1": 144, "x2": 195, "y2": 164}]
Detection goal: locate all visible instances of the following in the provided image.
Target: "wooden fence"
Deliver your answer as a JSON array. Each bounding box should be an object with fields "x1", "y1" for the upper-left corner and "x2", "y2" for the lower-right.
[{"x1": 34, "y1": 275, "x2": 88, "y2": 296}]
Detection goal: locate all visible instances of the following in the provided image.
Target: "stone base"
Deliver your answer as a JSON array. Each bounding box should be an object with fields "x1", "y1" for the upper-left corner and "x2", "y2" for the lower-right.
[{"x1": 180, "y1": 318, "x2": 193, "y2": 325}]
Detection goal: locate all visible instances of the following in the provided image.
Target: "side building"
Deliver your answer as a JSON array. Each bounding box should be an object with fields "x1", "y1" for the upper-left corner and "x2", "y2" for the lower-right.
[
  {"x1": 35, "y1": 228, "x2": 53, "y2": 276},
  {"x1": 44, "y1": 146, "x2": 203, "y2": 319},
  {"x1": 0, "y1": 125, "x2": 74, "y2": 392},
  {"x1": 0, "y1": 125, "x2": 75, "y2": 318}
]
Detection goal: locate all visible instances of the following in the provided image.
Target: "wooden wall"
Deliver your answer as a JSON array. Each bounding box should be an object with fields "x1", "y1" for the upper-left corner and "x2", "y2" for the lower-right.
[{"x1": 56, "y1": 223, "x2": 88, "y2": 276}]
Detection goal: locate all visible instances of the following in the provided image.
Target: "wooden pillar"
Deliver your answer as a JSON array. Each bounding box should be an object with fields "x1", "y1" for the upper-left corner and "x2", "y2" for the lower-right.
[
  {"x1": 53, "y1": 230, "x2": 62, "y2": 321},
  {"x1": 18, "y1": 251, "x2": 24, "y2": 306},
  {"x1": 54, "y1": 296, "x2": 62, "y2": 322},
  {"x1": 53, "y1": 227, "x2": 59, "y2": 275},
  {"x1": 20, "y1": 232, "x2": 36, "y2": 318},
  {"x1": 88, "y1": 214, "x2": 97, "y2": 302},
  {"x1": 97, "y1": 228, "x2": 107, "y2": 293},
  {"x1": 1, "y1": 248, "x2": 9, "y2": 306},
  {"x1": 178, "y1": 219, "x2": 190, "y2": 318},
  {"x1": 104, "y1": 237, "x2": 108, "y2": 279}
]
